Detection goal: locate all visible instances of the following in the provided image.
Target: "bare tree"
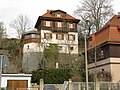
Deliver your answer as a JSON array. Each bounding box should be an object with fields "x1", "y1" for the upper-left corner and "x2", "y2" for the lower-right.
[
  {"x1": 10, "y1": 14, "x2": 32, "y2": 38},
  {"x1": 74, "y1": 0, "x2": 114, "y2": 35},
  {"x1": 0, "y1": 22, "x2": 6, "y2": 39},
  {"x1": 0, "y1": 22, "x2": 7, "y2": 48}
]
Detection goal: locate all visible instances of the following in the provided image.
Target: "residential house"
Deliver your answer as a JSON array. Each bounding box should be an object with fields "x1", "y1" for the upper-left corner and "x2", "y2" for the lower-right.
[
  {"x1": 22, "y1": 10, "x2": 80, "y2": 72},
  {"x1": 35, "y1": 9, "x2": 80, "y2": 54},
  {"x1": 87, "y1": 15, "x2": 120, "y2": 82}
]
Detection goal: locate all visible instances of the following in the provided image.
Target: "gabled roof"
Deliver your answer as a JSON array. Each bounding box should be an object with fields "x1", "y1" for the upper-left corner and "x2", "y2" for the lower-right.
[
  {"x1": 35, "y1": 9, "x2": 80, "y2": 29},
  {"x1": 42, "y1": 9, "x2": 77, "y2": 20}
]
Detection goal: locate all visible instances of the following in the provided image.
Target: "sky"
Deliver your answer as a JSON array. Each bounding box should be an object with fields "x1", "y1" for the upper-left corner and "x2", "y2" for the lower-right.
[{"x1": 0, "y1": 0, "x2": 120, "y2": 38}]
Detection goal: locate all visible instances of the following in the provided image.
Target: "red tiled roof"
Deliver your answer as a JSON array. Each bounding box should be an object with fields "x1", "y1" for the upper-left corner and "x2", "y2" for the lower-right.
[
  {"x1": 89, "y1": 15, "x2": 120, "y2": 49},
  {"x1": 35, "y1": 10, "x2": 80, "y2": 28},
  {"x1": 106, "y1": 15, "x2": 120, "y2": 26},
  {"x1": 42, "y1": 9, "x2": 78, "y2": 20}
]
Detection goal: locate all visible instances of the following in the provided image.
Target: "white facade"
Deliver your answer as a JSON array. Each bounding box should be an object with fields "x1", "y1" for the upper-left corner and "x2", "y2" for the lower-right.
[
  {"x1": 1, "y1": 74, "x2": 32, "y2": 87},
  {"x1": 40, "y1": 30, "x2": 78, "y2": 54},
  {"x1": 23, "y1": 43, "x2": 40, "y2": 53},
  {"x1": 23, "y1": 30, "x2": 79, "y2": 54}
]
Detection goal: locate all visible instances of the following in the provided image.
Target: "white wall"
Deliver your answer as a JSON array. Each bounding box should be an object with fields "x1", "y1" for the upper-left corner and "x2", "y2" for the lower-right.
[
  {"x1": 40, "y1": 30, "x2": 78, "y2": 54},
  {"x1": 1, "y1": 74, "x2": 32, "y2": 87},
  {"x1": 23, "y1": 43, "x2": 40, "y2": 53}
]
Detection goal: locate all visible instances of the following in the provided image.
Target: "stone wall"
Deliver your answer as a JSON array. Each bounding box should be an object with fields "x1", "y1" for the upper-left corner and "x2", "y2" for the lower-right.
[{"x1": 22, "y1": 52, "x2": 83, "y2": 72}]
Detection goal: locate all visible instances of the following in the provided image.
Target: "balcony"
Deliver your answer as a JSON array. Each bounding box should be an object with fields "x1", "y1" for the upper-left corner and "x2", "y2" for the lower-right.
[{"x1": 41, "y1": 26, "x2": 77, "y2": 32}]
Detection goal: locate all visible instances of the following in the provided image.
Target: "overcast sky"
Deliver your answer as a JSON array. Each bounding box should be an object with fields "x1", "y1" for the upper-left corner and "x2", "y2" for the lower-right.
[{"x1": 0, "y1": 0, "x2": 120, "y2": 38}]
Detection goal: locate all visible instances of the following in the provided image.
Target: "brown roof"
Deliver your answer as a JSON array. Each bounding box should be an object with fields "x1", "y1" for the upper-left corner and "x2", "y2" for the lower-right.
[
  {"x1": 106, "y1": 15, "x2": 120, "y2": 26},
  {"x1": 42, "y1": 9, "x2": 78, "y2": 20},
  {"x1": 89, "y1": 15, "x2": 120, "y2": 49},
  {"x1": 35, "y1": 9, "x2": 80, "y2": 28}
]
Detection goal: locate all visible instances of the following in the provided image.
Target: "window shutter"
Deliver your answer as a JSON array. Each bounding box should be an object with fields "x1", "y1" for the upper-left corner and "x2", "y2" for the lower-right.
[
  {"x1": 73, "y1": 35, "x2": 75, "y2": 40},
  {"x1": 44, "y1": 33, "x2": 46, "y2": 38},
  {"x1": 50, "y1": 21, "x2": 52, "y2": 27},
  {"x1": 67, "y1": 22, "x2": 69, "y2": 28},
  {"x1": 68, "y1": 35, "x2": 69, "y2": 40},
  {"x1": 50, "y1": 34, "x2": 52, "y2": 39},
  {"x1": 44, "y1": 20, "x2": 46, "y2": 26},
  {"x1": 62, "y1": 22, "x2": 64, "y2": 27},
  {"x1": 62, "y1": 34, "x2": 64, "y2": 40},
  {"x1": 73, "y1": 23, "x2": 75, "y2": 28},
  {"x1": 55, "y1": 22, "x2": 58, "y2": 27},
  {"x1": 56, "y1": 34, "x2": 58, "y2": 39}
]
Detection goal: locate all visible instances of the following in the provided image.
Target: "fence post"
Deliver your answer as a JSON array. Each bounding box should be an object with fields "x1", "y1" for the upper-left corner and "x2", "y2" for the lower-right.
[
  {"x1": 39, "y1": 78, "x2": 44, "y2": 90},
  {"x1": 68, "y1": 79, "x2": 72, "y2": 90},
  {"x1": 78, "y1": 82, "x2": 81, "y2": 90},
  {"x1": 96, "y1": 80, "x2": 100, "y2": 90}
]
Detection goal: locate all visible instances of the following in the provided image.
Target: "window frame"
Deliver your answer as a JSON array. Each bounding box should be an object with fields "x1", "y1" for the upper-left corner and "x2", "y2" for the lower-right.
[
  {"x1": 69, "y1": 23, "x2": 73, "y2": 28},
  {"x1": 68, "y1": 34, "x2": 75, "y2": 41},
  {"x1": 57, "y1": 22, "x2": 62, "y2": 27},
  {"x1": 56, "y1": 34, "x2": 64, "y2": 40},
  {"x1": 46, "y1": 21, "x2": 51, "y2": 27},
  {"x1": 44, "y1": 33, "x2": 52, "y2": 40}
]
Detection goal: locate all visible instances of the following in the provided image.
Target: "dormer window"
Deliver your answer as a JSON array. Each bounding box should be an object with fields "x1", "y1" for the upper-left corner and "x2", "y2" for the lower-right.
[{"x1": 57, "y1": 14, "x2": 61, "y2": 17}]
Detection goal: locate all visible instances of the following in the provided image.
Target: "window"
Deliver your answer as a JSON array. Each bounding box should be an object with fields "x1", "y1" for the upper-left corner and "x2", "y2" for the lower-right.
[
  {"x1": 31, "y1": 34, "x2": 39, "y2": 38},
  {"x1": 44, "y1": 33, "x2": 52, "y2": 39},
  {"x1": 100, "y1": 50, "x2": 104, "y2": 58},
  {"x1": 25, "y1": 35, "x2": 30, "y2": 39},
  {"x1": 44, "y1": 21, "x2": 52, "y2": 27},
  {"x1": 56, "y1": 14, "x2": 61, "y2": 17},
  {"x1": 58, "y1": 46, "x2": 62, "y2": 50},
  {"x1": 68, "y1": 34, "x2": 75, "y2": 41},
  {"x1": 69, "y1": 23, "x2": 73, "y2": 28},
  {"x1": 70, "y1": 47, "x2": 74, "y2": 50},
  {"x1": 46, "y1": 21, "x2": 50, "y2": 27},
  {"x1": 56, "y1": 34, "x2": 64, "y2": 40},
  {"x1": 58, "y1": 22, "x2": 62, "y2": 27},
  {"x1": 31, "y1": 34, "x2": 36, "y2": 38}
]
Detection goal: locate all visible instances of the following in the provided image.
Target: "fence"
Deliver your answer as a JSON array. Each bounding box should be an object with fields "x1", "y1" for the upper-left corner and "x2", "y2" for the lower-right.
[{"x1": 1, "y1": 79, "x2": 120, "y2": 90}]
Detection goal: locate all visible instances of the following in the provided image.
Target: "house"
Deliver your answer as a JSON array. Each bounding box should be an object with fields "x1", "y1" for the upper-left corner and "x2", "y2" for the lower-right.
[
  {"x1": 34, "y1": 9, "x2": 80, "y2": 54},
  {"x1": 87, "y1": 15, "x2": 120, "y2": 82},
  {"x1": 22, "y1": 10, "x2": 80, "y2": 72}
]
